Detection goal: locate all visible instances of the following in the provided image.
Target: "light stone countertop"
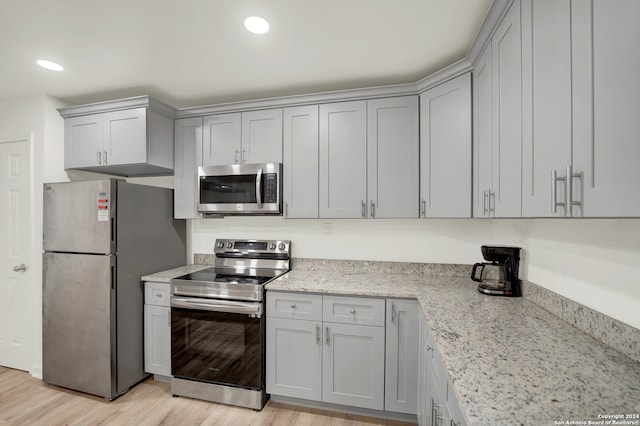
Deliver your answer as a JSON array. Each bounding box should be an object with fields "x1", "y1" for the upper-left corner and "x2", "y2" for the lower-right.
[
  {"x1": 141, "y1": 264, "x2": 211, "y2": 282},
  {"x1": 266, "y1": 269, "x2": 640, "y2": 425}
]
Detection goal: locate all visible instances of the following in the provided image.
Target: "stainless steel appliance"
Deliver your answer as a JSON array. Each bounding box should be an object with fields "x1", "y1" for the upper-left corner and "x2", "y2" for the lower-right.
[
  {"x1": 42, "y1": 179, "x2": 186, "y2": 400},
  {"x1": 471, "y1": 245, "x2": 522, "y2": 297},
  {"x1": 197, "y1": 163, "x2": 282, "y2": 215},
  {"x1": 170, "y1": 239, "x2": 291, "y2": 410}
]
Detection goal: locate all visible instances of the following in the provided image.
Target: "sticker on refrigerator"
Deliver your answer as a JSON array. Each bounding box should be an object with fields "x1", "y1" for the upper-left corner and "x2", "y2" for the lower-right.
[{"x1": 97, "y1": 192, "x2": 109, "y2": 222}]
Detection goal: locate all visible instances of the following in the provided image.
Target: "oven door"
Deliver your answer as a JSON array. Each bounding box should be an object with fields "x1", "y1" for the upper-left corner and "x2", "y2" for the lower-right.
[
  {"x1": 197, "y1": 163, "x2": 281, "y2": 215},
  {"x1": 170, "y1": 297, "x2": 265, "y2": 390}
]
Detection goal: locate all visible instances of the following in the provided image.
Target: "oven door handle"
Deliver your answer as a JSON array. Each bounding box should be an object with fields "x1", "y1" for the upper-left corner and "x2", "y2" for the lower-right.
[{"x1": 171, "y1": 297, "x2": 263, "y2": 317}]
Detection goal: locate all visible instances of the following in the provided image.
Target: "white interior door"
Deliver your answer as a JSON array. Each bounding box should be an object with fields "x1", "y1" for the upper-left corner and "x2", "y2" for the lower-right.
[{"x1": 0, "y1": 135, "x2": 32, "y2": 371}]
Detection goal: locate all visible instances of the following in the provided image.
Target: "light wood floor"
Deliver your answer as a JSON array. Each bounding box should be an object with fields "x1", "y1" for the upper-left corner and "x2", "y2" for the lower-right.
[{"x1": 0, "y1": 367, "x2": 414, "y2": 426}]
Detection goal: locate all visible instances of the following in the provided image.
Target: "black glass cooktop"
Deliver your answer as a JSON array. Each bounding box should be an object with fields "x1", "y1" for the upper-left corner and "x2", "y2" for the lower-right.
[{"x1": 175, "y1": 267, "x2": 276, "y2": 286}]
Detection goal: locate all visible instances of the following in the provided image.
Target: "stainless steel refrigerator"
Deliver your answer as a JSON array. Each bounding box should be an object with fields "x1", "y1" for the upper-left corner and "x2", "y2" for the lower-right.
[{"x1": 42, "y1": 179, "x2": 186, "y2": 399}]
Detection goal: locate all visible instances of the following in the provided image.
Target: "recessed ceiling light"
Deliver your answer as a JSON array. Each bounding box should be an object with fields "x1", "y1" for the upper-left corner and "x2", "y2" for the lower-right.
[
  {"x1": 244, "y1": 16, "x2": 269, "y2": 34},
  {"x1": 37, "y1": 59, "x2": 64, "y2": 72}
]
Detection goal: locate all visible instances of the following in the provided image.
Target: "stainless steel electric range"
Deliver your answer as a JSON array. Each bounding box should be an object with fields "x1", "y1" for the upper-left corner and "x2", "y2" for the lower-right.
[{"x1": 170, "y1": 239, "x2": 291, "y2": 410}]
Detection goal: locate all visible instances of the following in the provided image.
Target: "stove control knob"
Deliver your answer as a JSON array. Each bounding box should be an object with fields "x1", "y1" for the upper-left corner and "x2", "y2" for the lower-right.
[
  {"x1": 226, "y1": 242, "x2": 233, "y2": 249},
  {"x1": 278, "y1": 243, "x2": 286, "y2": 250},
  {"x1": 217, "y1": 241, "x2": 225, "y2": 249},
  {"x1": 269, "y1": 243, "x2": 276, "y2": 250}
]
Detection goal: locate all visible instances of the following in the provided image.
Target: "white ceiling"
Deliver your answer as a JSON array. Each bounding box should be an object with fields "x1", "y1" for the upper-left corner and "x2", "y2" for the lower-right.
[{"x1": 0, "y1": 0, "x2": 492, "y2": 109}]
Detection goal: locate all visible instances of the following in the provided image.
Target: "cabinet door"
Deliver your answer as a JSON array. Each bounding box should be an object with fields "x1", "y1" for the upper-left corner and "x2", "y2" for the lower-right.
[
  {"x1": 420, "y1": 74, "x2": 472, "y2": 218},
  {"x1": 103, "y1": 107, "x2": 147, "y2": 166},
  {"x1": 64, "y1": 114, "x2": 103, "y2": 169},
  {"x1": 283, "y1": 105, "x2": 319, "y2": 218},
  {"x1": 144, "y1": 304, "x2": 171, "y2": 376},
  {"x1": 174, "y1": 117, "x2": 203, "y2": 219},
  {"x1": 322, "y1": 322, "x2": 385, "y2": 410},
  {"x1": 202, "y1": 113, "x2": 241, "y2": 166},
  {"x1": 242, "y1": 109, "x2": 283, "y2": 164},
  {"x1": 385, "y1": 299, "x2": 419, "y2": 414},
  {"x1": 491, "y1": 0, "x2": 522, "y2": 217},
  {"x1": 473, "y1": 45, "x2": 493, "y2": 218},
  {"x1": 367, "y1": 96, "x2": 419, "y2": 219},
  {"x1": 319, "y1": 101, "x2": 367, "y2": 218},
  {"x1": 266, "y1": 318, "x2": 322, "y2": 401},
  {"x1": 521, "y1": 0, "x2": 572, "y2": 217},
  {"x1": 572, "y1": 0, "x2": 640, "y2": 217}
]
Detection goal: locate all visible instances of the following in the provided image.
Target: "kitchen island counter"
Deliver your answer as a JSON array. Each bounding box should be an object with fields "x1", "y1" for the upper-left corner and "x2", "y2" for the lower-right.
[{"x1": 267, "y1": 268, "x2": 640, "y2": 425}]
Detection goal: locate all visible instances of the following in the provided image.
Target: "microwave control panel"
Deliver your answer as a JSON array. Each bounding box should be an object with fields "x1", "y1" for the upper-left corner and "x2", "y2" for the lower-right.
[{"x1": 263, "y1": 174, "x2": 278, "y2": 203}]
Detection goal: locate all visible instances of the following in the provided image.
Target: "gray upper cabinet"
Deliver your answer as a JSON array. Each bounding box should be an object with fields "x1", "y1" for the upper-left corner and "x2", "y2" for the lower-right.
[
  {"x1": 174, "y1": 117, "x2": 203, "y2": 219},
  {"x1": 473, "y1": 0, "x2": 523, "y2": 218},
  {"x1": 473, "y1": 45, "x2": 494, "y2": 218},
  {"x1": 60, "y1": 96, "x2": 176, "y2": 176},
  {"x1": 202, "y1": 109, "x2": 282, "y2": 167},
  {"x1": 283, "y1": 105, "x2": 319, "y2": 218},
  {"x1": 521, "y1": 0, "x2": 640, "y2": 217},
  {"x1": 571, "y1": 0, "x2": 640, "y2": 217},
  {"x1": 521, "y1": 0, "x2": 573, "y2": 217},
  {"x1": 420, "y1": 74, "x2": 472, "y2": 218},
  {"x1": 367, "y1": 96, "x2": 419, "y2": 219},
  {"x1": 202, "y1": 112, "x2": 241, "y2": 166},
  {"x1": 242, "y1": 109, "x2": 283, "y2": 164},
  {"x1": 319, "y1": 101, "x2": 368, "y2": 218}
]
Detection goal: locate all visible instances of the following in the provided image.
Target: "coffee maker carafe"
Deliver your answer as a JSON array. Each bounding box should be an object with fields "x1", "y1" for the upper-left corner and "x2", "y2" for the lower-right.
[{"x1": 471, "y1": 245, "x2": 521, "y2": 297}]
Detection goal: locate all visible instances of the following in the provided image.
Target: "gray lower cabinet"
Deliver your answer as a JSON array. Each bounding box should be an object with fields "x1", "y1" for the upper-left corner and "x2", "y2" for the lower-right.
[
  {"x1": 418, "y1": 312, "x2": 466, "y2": 426},
  {"x1": 385, "y1": 299, "x2": 420, "y2": 414},
  {"x1": 144, "y1": 282, "x2": 171, "y2": 377},
  {"x1": 267, "y1": 292, "x2": 393, "y2": 412}
]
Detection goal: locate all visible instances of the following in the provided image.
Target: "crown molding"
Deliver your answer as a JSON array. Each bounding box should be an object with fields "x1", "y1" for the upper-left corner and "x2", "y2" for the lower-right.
[{"x1": 58, "y1": 95, "x2": 176, "y2": 118}]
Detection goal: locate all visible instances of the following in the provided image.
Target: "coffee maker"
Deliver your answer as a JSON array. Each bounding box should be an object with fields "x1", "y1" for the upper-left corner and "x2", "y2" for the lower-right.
[{"x1": 471, "y1": 245, "x2": 522, "y2": 297}]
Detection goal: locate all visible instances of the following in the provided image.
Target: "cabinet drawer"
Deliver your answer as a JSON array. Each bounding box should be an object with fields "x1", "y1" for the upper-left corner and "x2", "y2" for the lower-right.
[
  {"x1": 267, "y1": 292, "x2": 322, "y2": 321},
  {"x1": 322, "y1": 296, "x2": 385, "y2": 326},
  {"x1": 145, "y1": 282, "x2": 170, "y2": 307}
]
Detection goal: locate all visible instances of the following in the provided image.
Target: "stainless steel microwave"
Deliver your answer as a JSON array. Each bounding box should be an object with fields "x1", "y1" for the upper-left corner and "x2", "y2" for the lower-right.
[{"x1": 197, "y1": 163, "x2": 282, "y2": 215}]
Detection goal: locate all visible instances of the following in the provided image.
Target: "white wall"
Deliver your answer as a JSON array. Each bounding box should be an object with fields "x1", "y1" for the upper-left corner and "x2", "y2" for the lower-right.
[{"x1": 191, "y1": 217, "x2": 640, "y2": 329}]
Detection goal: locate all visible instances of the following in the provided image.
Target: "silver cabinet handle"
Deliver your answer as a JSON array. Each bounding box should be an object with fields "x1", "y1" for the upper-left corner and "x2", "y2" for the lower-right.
[
  {"x1": 349, "y1": 308, "x2": 356, "y2": 314},
  {"x1": 391, "y1": 302, "x2": 396, "y2": 324},
  {"x1": 316, "y1": 324, "x2": 320, "y2": 344},
  {"x1": 489, "y1": 190, "x2": 495, "y2": 216},
  {"x1": 103, "y1": 151, "x2": 108, "y2": 165},
  {"x1": 290, "y1": 303, "x2": 296, "y2": 309},
  {"x1": 96, "y1": 151, "x2": 102, "y2": 166},
  {"x1": 235, "y1": 149, "x2": 239, "y2": 164},
  {"x1": 242, "y1": 149, "x2": 247, "y2": 163},
  {"x1": 361, "y1": 200, "x2": 366, "y2": 218},
  {"x1": 13, "y1": 264, "x2": 27, "y2": 272},
  {"x1": 421, "y1": 198, "x2": 426, "y2": 218},
  {"x1": 552, "y1": 169, "x2": 567, "y2": 215},
  {"x1": 370, "y1": 201, "x2": 375, "y2": 218},
  {"x1": 482, "y1": 190, "x2": 488, "y2": 216},
  {"x1": 567, "y1": 165, "x2": 583, "y2": 217},
  {"x1": 285, "y1": 202, "x2": 288, "y2": 218},
  {"x1": 325, "y1": 326, "x2": 330, "y2": 344},
  {"x1": 156, "y1": 292, "x2": 163, "y2": 298}
]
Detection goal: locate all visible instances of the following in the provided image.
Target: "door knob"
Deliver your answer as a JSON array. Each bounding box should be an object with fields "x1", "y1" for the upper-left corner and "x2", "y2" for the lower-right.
[{"x1": 13, "y1": 264, "x2": 27, "y2": 272}]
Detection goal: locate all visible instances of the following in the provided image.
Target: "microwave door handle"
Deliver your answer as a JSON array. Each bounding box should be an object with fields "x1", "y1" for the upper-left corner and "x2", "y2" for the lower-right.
[{"x1": 256, "y1": 168, "x2": 263, "y2": 209}]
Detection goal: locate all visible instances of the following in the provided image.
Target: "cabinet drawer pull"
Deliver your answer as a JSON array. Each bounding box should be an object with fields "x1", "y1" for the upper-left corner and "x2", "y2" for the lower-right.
[
  {"x1": 325, "y1": 326, "x2": 330, "y2": 345},
  {"x1": 349, "y1": 308, "x2": 356, "y2": 314},
  {"x1": 361, "y1": 200, "x2": 366, "y2": 218},
  {"x1": 156, "y1": 292, "x2": 163, "y2": 298},
  {"x1": 290, "y1": 303, "x2": 296, "y2": 309},
  {"x1": 370, "y1": 201, "x2": 375, "y2": 218},
  {"x1": 316, "y1": 324, "x2": 320, "y2": 344}
]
